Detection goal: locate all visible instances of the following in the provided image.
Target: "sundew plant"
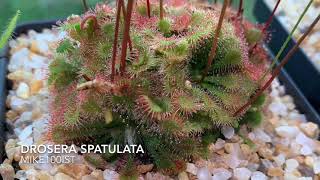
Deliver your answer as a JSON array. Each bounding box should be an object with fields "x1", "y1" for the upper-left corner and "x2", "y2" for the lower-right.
[{"x1": 48, "y1": 0, "x2": 320, "y2": 176}]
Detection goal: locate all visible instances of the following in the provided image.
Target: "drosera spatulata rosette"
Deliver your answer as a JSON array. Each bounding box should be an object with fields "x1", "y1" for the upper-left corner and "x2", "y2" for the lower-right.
[{"x1": 48, "y1": 0, "x2": 319, "y2": 176}]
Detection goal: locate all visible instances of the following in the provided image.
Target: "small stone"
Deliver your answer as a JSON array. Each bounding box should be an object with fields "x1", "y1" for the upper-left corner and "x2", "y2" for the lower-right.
[
  {"x1": 15, "y1": 170, "x2": 27, "y2": 180},
  {"x1": 212, "y1": 168, "x2": 232, "y2": 180},
  {"x1": 54, "y1": 173, "x2": 74, "y2": 180},
  {"x1": 186, "y1": 163, "x2": 198, "y2": 175},
  {"x1": 269, "y1": 101, "x2": 288, "y2": 116},
  {"x1": 300, "y1": 122, "x2": 319, "y2": 138},
  {"x1": 248, "y1": 153, "x2": 260, "y2": 164},
  {"x1": 145, "y1": 172, "x2": 169, "y2": 180},
  {"x1": 253, "y1": 129, "x2": 272, "y2": 143},
  {"x1": 273, "y1": 154, "x2": 286, "y2": 167},
  {"x1": 304, "y1": 156, "x2": 314, "y2": 168},
  {"x1": 285, "y1": 159, "x2": 299, "y2": 172},
  {"x1": 36, "y1": 171, "x2": 54, "y2": 180},
  {"x1": 82, "y1": 174, "x2": 97, "y2": 180},
  {"x1": 240, "y1": 144, "x2": 252, "y2": 156},
  {"x1": 9, "y1": 96, "x2": 30, "y2": 113},
  {"x1": 296, "y1": 133, "x2": 317, "y2": 153},
  {"x1": 251, "y1": 171, "x2": 267, "y2": 180},
  {"x1": 7, "y1": 70, "x2": 33, "y2": 82},
  {"x1": 267, "y1": 167, "x2": 284, "y2": 177},
  {"x1": 90, "y1": 170, "x2": 104, "y2": 180},
  {"x1": 18, "y1": 125, "x2": 33, "y2": 142},
  {"x1": 222, "y1": 126, "x2": 234, "y2": 139},
  {"x1": 178, "y1": 171, "x2": 189, "y2": 180},
  {"x1": 26, "y1": 169, "x2": 38, "y2": 179},
  {"x1": 275, "y1": 126, "x2": 300, "y2": 138},
  {"x1": 57, "y1": 164, "x2": 91, "y2": 179},
  {"x1": 30, "y1": 80, "x2": 43, "y2": 95},
  {"x1": 233, "y1": 168, "x2": 252, "y2": 180},
  {"x1": 6, "y1": 110, "x2": 19, "y2": 121},
  {"x1": 224, "y1": 143, "x2": 234, "y2": 154},
  {"x1": 313, "y1": 160, "x2": 320, "y2": 174},
  {"x1": 16, "y1": 82, "x2": 30, "y2": 99},
  {"x1": 214, "y1": 139, "x2": 225, "y2": 150},
  {"x1": 258, "y1": 147, "x2": 273, "y2": 160},
  {"x1": 137, "y1": 164, "x2": 154, "y2": 174},
  {"x1": 197, "y1": 167, "x2": 211, "y2": 180},
  {"x1": 0, "y1": 161, "x2": 15, "y2": 180},
  {"x1": 103, "y1": 169, "x2": 119, "y2": 180}
]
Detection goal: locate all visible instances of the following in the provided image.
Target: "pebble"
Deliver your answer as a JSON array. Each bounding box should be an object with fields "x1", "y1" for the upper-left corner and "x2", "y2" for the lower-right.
[
  {"x1": 275, "y1": 126, "x2": 300, "y2": 138},
  {"x1": 253, "y1": 129, "x2": 272, "y2": 143},
  {"x1": 186, "y1": 163, "x2": 198, "y2": 175},
  {"x1": 251, "y1": 171, "x2": 267, "y2": 180},
  {"x1": 222, "y1": 126, "x2": 235, "y2": 139},
  {"x1": 273, "y1": 154, "x2": 286, "y2": 167},
  {"x1": 54, "y1": 173, "x2": 74, "y2": 180},
  {"x1": 16, "y1": 82, "x2": 30, "y2": 99},
  {"x1": 197, "y1": 167, "x2": 211, "y2": 180},
  {"x1": 214, "y1": 138, "x2": 225, "y2": 150},
  {"x1": 18, "y1": 125, "x2": 33, "y2": 142},
  {"x1": 234, "y1": 168, "x2": 252, "y2": 180},
  {"x1": 267, "y1": 167, "x2": 284, "y2": 177},
  {"x1": 269, "y1": 102, "x2": 288, "y2": 117},
  {"x1": 103, "y1": 169, "x2": 119, "y2": 180},
  {"x1": 178, "y1": 171, "x2": 189, "y2": 180},
  {"x1": 212, "y1": 168, "x2": 232, "y2": 180},
  {"x1": 57, "y1": 164, "x2": 91, "y2": 179},
  {"x1": 285, "y1": 159, "x2": 299, "y2": 173},
  {"x1": 300, "y1": 122, "x2": 319, "y2": 138},
  {"x1": 0, "y1": 161, "x2": 15, "y2": 180},
  {"x1": 313, "y1": 160, "x2": 320, "y2": 174}
]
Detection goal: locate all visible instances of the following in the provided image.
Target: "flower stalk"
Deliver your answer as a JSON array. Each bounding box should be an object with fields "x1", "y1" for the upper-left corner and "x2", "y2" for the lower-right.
[
  {"x1": 201, "y1": 0, "x2": 229, "y2": 81},
  {"x1": 111, "y1": 0, "x2": 123, "y2": 80},
  {"x1": 234, "y1": 13, "x2": 320, "y2": 117},
  {"x1": 120, "y1": 0, "x2": 134, "y2": 75}
]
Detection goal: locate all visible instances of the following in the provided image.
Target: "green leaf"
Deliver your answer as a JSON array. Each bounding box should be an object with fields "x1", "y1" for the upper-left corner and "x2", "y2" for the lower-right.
[
  {"x1": 245, "y1": 28, "x2": 262, "y2": 44},
  {"x1": 0, "y1": 10, "x2": 20, "y2": 49},
  {"x1": 56, "y1": 39, "x2": 74, "y2": 53},
  {"x1": 158, "y1": 19, "x2": 171, "y2": 37}
]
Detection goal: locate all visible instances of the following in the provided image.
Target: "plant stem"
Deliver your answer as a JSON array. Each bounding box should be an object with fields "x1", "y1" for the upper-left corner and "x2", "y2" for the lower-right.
[
  {"x1": 120, "y1": 0, "x2": 134, "y2": 75},
  {"x1": 229, "y1": 0, "x2": 233, "y2": 7},
  {"x1": 262, "y1": 0, "x2": 281, "y2": 33},
  {"x1": 233, "y1": 13, "x2": 320, "y2": 117},
  {"x1": 120, "y1": 1, "x2": 133, "y2": 51},
  {"x1": 237, "y1": 0, "x2": 243, "y2": 16},
  {"x1": 201, "y1": 0, "x2": 229, "y2": 81},
  {"x1": 82, "y1": 0, "x2": 89, "y2": 12},
  {"x1": 249, "y1": 0, "x2": 281, "y2": 54},
  {"x1": 146, "y1": 0, "x2": 151, "y2": 18},
  {"x1": 160, "y1": 0, "x2": 164, "y2": 20},
  {"x1": 111, "y1": 0, "x2": 123, "y2": 81},
  {"x1": 259, "y1": 0, "x2": 313, "y2": 83}
]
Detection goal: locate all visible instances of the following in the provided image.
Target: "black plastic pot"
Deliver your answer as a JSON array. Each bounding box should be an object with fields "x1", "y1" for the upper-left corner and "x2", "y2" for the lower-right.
[
  {"x1": 254, "y1": 0, "x2": 320, "y2": 115},
  {"x1": 0, "y1": 21, "x2": 320, "y2": 163}
]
